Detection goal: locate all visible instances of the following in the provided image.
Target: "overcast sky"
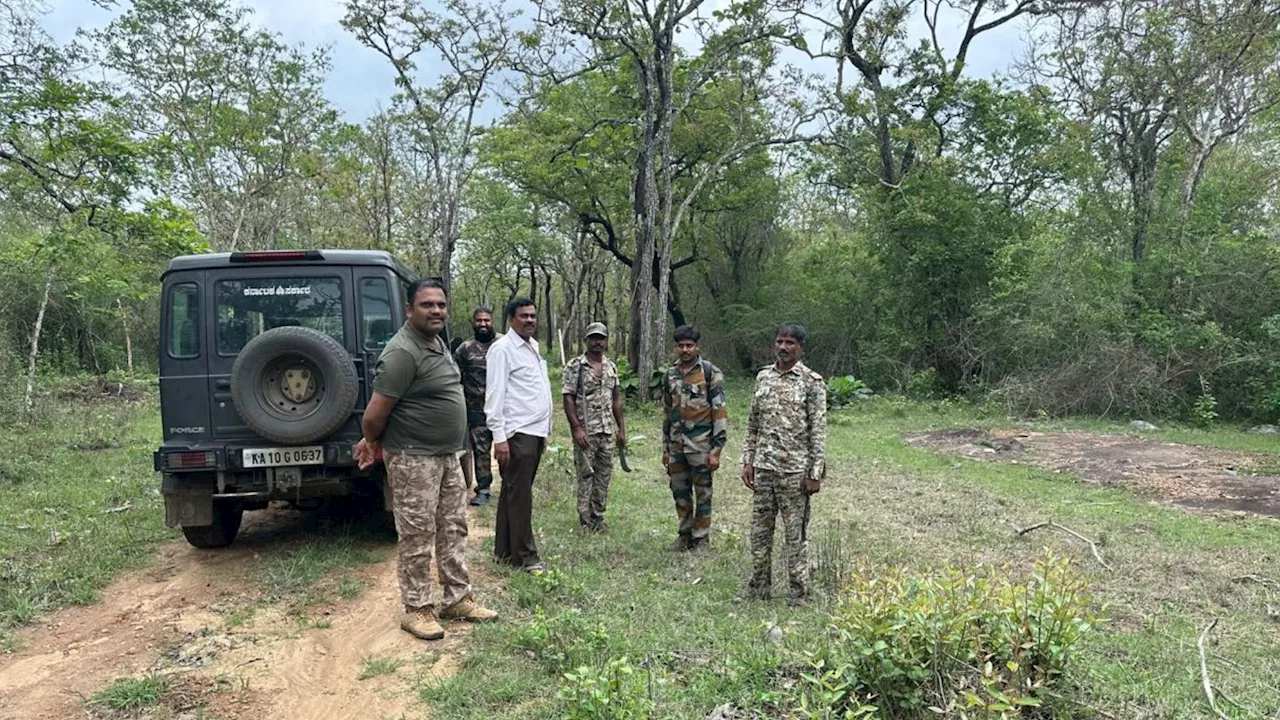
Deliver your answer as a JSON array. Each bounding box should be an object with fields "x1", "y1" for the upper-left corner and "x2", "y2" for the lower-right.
[{"x1": 40, "y1": 0, "x2": 1032, "y2": 124}]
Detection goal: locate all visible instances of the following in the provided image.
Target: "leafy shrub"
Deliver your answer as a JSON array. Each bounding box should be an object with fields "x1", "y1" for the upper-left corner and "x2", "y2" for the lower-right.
[
  {"x1": 557, "y1": 656, "x2": 654, "y2": 720},
  {"x1": 1192, "y1": 376, "x2": 1219, "y2": 427},
  {"x1": 613, "y1": 356, "x2": 641, "y2": 402},
  {"x1": 827, "y1": 375, "x2": 874, "y2": 407},
  {"x1": 514, "y1": 607, "x2": 611, "y2": 674},
  {"x1": 786, "y1": 556, "x2": 1098, "y2": 719},
  {"x1": 906, "y1": 367, "x2": 942, "y2": 399}
]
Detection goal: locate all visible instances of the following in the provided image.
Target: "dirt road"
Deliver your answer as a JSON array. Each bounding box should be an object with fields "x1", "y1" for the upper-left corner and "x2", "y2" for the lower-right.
[{"x1": 0, "y1": 506, "x2": 497, "y2": 720}]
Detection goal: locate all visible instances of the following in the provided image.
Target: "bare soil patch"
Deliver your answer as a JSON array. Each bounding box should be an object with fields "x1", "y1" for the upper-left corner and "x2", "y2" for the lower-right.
[
  {"x1": 55, "y1": 377, "x2": 150, "y2": 404},
  {"x1": 0, "y1": 504, "x2": 499, "y2": 720},
  {"x1": 906, "y1": 428, "x2": 1280, "y2": 518}
]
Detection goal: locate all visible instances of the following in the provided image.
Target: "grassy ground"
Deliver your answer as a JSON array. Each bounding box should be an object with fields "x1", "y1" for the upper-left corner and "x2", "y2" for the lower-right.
[
  {"x1": 8, "y1": 381, "x2": 1280, "y2": 718},
  {"x1": 0, "y1": 385, "x2": 175, "y2": 651},
  {"x1": 420, "y1": 389, "x2": 1280, "y2": 719}
]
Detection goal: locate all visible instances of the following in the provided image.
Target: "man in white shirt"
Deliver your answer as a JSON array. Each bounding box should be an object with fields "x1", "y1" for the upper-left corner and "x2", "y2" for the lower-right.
[{"x1": 484, "y1": 296, "x2": 552, "y2": 574}]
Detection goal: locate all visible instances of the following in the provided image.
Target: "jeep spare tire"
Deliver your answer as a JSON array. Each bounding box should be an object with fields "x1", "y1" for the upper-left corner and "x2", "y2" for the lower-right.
[{"x1": 230, "y1": 326, "x2": 359, "y2": 445}]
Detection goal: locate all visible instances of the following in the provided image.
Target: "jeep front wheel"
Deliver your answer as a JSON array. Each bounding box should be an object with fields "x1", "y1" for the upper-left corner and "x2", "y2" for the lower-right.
[
  {"x1": 182, "y1": 502, "x2": 244, "y2": 549},
  {"x1": 230, "y1": 326, "x2": 359, "y2": 444}
]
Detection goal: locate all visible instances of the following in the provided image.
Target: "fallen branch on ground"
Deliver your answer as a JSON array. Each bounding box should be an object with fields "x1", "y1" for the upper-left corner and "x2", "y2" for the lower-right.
[
  {"x1": 1233, "y1": 574, "x2": 1280, "y2": 589},
  {"x1": 1198, "y1": 619, "x2": 1230, "y2": 720},
  {"x1": 1013, "y1": 520, "x2": 1112, "y2": 570}
]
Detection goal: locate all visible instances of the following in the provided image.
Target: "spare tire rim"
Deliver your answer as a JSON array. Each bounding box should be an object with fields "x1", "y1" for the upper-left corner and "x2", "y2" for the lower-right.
[{"x1": 259, "y1": 354, "x2": 326, "y2": 420}]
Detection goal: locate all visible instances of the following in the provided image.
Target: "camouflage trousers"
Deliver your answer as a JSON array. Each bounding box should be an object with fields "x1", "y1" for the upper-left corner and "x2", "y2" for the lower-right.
[
  {"x1": 668, "y1": 452, "x2": 713, "y2": 541},
  {"x1": 385, "y1": 451, "x2": 471, "y2": 610},
  {"x1": 469, "y1": 426, "x2": 494, "y2": 493},
  {"x1": 575, "y1": 434, "x2": 614, "y2": 527},
  {"x1": 747, "y1": 469, "x2": 810, "y2": 600}
]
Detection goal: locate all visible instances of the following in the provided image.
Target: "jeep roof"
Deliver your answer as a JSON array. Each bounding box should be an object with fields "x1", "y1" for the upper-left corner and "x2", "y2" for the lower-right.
[{"x1": 163, "y1": 249, "x2": 417, "y2": 279}]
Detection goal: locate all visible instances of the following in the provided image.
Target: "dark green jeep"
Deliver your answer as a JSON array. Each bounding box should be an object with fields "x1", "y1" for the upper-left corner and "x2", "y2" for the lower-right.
[{"x1": 154, "y1": 250, "x2": 419, "y2": 548}]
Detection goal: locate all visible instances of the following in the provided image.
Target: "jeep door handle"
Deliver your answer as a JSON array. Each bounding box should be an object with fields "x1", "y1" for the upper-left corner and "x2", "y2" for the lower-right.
[{"x1": 215, "y1": 380, "x2": 231, "y2": 389}]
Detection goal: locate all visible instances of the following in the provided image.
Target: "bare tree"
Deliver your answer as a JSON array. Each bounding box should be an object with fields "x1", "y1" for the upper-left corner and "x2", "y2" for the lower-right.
[
  {"x1": 527, "y1": 0, "x2": 810, "y2": 385},
  {"x1": 1035, "y1": 0, "x2": 1280, "y2": 263},
  {"x1": 344, "y1": 0, "x2": 515, "y2": 292}
]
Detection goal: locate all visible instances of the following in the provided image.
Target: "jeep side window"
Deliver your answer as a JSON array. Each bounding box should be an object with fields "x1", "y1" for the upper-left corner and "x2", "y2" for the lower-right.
[
  {"x1": 361, "y1": 278, "x2": 394, "y2": 349},
  {"x1": 168, "y1": 283, "x2": 200, "y2": 358}
]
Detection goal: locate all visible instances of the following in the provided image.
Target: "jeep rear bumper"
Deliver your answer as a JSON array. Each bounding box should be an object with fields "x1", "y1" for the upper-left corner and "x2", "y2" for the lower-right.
[
  {"x1": 156, "y1": 441, "x2": 389, "y2": 527},
  {"x1": 153, "y1": 440, "x2": 360, "y2": 473}
]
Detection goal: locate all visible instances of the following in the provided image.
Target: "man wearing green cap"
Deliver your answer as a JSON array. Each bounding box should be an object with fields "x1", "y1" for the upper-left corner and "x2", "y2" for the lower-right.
[{"x1": 562, "y1": 322, "x2": 627, "y2": 532}]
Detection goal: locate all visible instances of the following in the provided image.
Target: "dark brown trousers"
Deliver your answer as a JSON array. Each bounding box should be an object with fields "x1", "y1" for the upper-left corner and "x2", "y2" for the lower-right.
[{"x1": 494, "y1": 433, "x2": 544, "y2": 567}]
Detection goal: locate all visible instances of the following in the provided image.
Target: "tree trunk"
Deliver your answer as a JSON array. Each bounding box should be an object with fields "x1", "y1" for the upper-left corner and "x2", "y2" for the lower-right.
[
  {"x1": 543, "y1": 268, "x2": 554, "y2": 349},
  {"x1": 117, "y1": 298, "x2": 134, "y2": 375},
  {"x1": 25, "y1": 261, "x2": 55, "y2": 416},
  {"x1": 440, "y1": 204, "x2": 458, "y2": 295}
]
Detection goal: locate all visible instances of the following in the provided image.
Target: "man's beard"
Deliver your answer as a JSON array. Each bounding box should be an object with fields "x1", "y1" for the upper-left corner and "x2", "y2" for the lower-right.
[{"x1": 474, "y1": 328, "x2": 495, "y2": 342}]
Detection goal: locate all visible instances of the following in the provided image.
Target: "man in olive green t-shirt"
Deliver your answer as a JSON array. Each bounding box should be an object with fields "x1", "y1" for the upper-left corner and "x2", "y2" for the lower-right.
[{"x1": 355, "y1": 279, "x2": 497, "y2": 641}]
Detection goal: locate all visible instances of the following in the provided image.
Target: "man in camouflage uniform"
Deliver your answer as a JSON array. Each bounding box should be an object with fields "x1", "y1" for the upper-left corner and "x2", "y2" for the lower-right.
[
  {"x1": 741, "y1": 322, "x2": 827, "y2": 606},
  {"x1": 662, "y1": 324, "x2": 728, "y2": 552},
  {"x1": 562, "y1": 322, "x2": 627, "y2": 532},
  {"x1": 354, "y1": 279, "x2": 497, "y2": 641},
  {"x1": 455, "y1": 307, "x2": 496, "y2": 506}
]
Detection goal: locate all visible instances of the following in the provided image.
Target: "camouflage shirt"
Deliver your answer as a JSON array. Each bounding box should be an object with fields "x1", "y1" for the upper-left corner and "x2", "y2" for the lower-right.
[
  {"x1": 661, "y1": 357, "x2": 728, "y2": 456},
  {"x1": 742, "y1": 361, "x2": 827, "y2": 479},
  {"x1": 561, "y1": 355, "x2": 619, "y2": 436},
  {"x1": 453, "y1": 337, "x2": 492, "y2": 425}
]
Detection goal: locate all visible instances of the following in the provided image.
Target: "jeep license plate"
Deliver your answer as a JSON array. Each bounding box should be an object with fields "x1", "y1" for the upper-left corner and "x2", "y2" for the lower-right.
[{"x1": 242, "y1": 446, "x2": 323, "y2": 468}]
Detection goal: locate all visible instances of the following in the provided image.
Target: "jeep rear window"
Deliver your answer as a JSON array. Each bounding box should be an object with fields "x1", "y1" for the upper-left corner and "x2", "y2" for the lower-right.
[
  {"x1": 168, "y1": 283, "x2": 200, "y2": 358},
  {"x1": 215, "y1": 278, "x2": 344, "y2": 355},
  {"x1": 361, "y1": 278, "x2": 394, "y2": 349}
]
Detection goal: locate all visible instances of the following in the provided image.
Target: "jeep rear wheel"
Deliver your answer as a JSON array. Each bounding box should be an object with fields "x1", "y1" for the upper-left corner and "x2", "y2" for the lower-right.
[
  {"x1": 230, "y1": 326, "x2": 359, "y2": 444},
  {"x1": 181, "y1": 502, "x2": 243, "y2": 549}
]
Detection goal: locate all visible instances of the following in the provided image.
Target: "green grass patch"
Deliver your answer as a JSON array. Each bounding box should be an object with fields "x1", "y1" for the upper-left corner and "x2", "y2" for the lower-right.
[
  {"x1": 87, "y1": 674, "x2": 167, "y2": 713},
  {"x1": 0, "y1": 391, "x2": 173, "y2": 650},
  {"x1": 417, "y1": 386, "x2": 1280, "y2": 719},
  {"x1": 357, "y1": 655, "x2": 403, "y2": 680},
  {"x1": 336, "y1": 575, "x2": 365, "y2": 600}
]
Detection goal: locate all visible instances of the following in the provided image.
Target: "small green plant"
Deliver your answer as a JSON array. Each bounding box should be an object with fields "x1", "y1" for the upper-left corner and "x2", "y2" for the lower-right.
[
  {"x1": 557, "y1": 656, "x2": 655, "y2": 720},
  {"x1": 336, "y1": 577, "x2": 365, "y2": 600},
  {"x1": 826, "y1": 375, "x2": 874, "y2": 407},
  {"x1": 811, "y1": 519, "x2": 857, "y2": 596},
  {"x1": 357, "y1": 655, "x2": 403, "y2": 680},
  {"x1": 787, "y1": 555, "x2": 1099, "y2": 718},
  {"x1": 514, "y1": 607, "x2": 611, "y2": 673},
  {"x1": 1192, "y1": 376, "x2": 1219, "y2": 427},
  {"x1": 907, "y1": 367, "x2": 942, "y2": 399},
  {"x1": 87, "y1": 674, "x2": 167, "y2": 712},
  {"x1": 613, "y1": 356, "x2": 640, "y2": 400}
]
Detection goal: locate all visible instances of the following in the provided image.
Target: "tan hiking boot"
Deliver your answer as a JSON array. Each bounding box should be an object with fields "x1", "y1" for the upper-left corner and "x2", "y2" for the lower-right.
[
  {"x1": 401, "y1": 608, "x2": 445, "y2": 640},
  {"x1": 439, "y1": 596, "x2": 499, "y2": 622}
]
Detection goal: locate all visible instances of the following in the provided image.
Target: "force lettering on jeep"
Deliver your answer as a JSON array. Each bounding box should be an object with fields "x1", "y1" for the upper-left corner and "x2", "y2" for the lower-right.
[{"x1": 153, "y1": 250, "x2": 424, "y2": 548}]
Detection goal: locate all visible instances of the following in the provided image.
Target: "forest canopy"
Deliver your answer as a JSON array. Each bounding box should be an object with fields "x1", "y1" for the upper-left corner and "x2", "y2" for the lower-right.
[{"x1": 2, "y1": 0, "x2": 1279, "y2": 421}]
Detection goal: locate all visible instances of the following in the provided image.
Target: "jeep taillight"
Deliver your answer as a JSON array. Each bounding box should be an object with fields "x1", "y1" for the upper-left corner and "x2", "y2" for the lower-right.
[
  {"x1": 166, "y1": 451, "x2": 216, "y2": 469},
  {"x1": 229, "y1": 250, "x2": 323, "y2": 262}
]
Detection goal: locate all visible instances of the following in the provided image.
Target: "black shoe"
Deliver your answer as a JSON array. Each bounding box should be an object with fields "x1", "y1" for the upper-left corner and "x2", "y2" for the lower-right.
[
  {"x1": 670, "y1": 536, "x2": 692, "y2": 552},
  {"x1": 689, "y1": 537, "x2": 710, "y2": 554},
  {"x1": 470, "y1": 492, "x2": 490, "y2": 506}
]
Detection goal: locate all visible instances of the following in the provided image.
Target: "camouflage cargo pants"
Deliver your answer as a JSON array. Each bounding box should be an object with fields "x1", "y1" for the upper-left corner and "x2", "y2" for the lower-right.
[
  {"x1": 668, "y1": 452, "x2": 713, "y2": 541},
  {"x1": 575, "y1": 434, "x2": 614, "y2": 527},
  {"x1": 469, "y1": 426, "x2": 494, "y2": 493},
  {"x1": 385, "y1": 451, "x2": 471, "y2": 610},
  {"x1": 747, "y1": 469, "x2": 810, "y2": 600}
]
